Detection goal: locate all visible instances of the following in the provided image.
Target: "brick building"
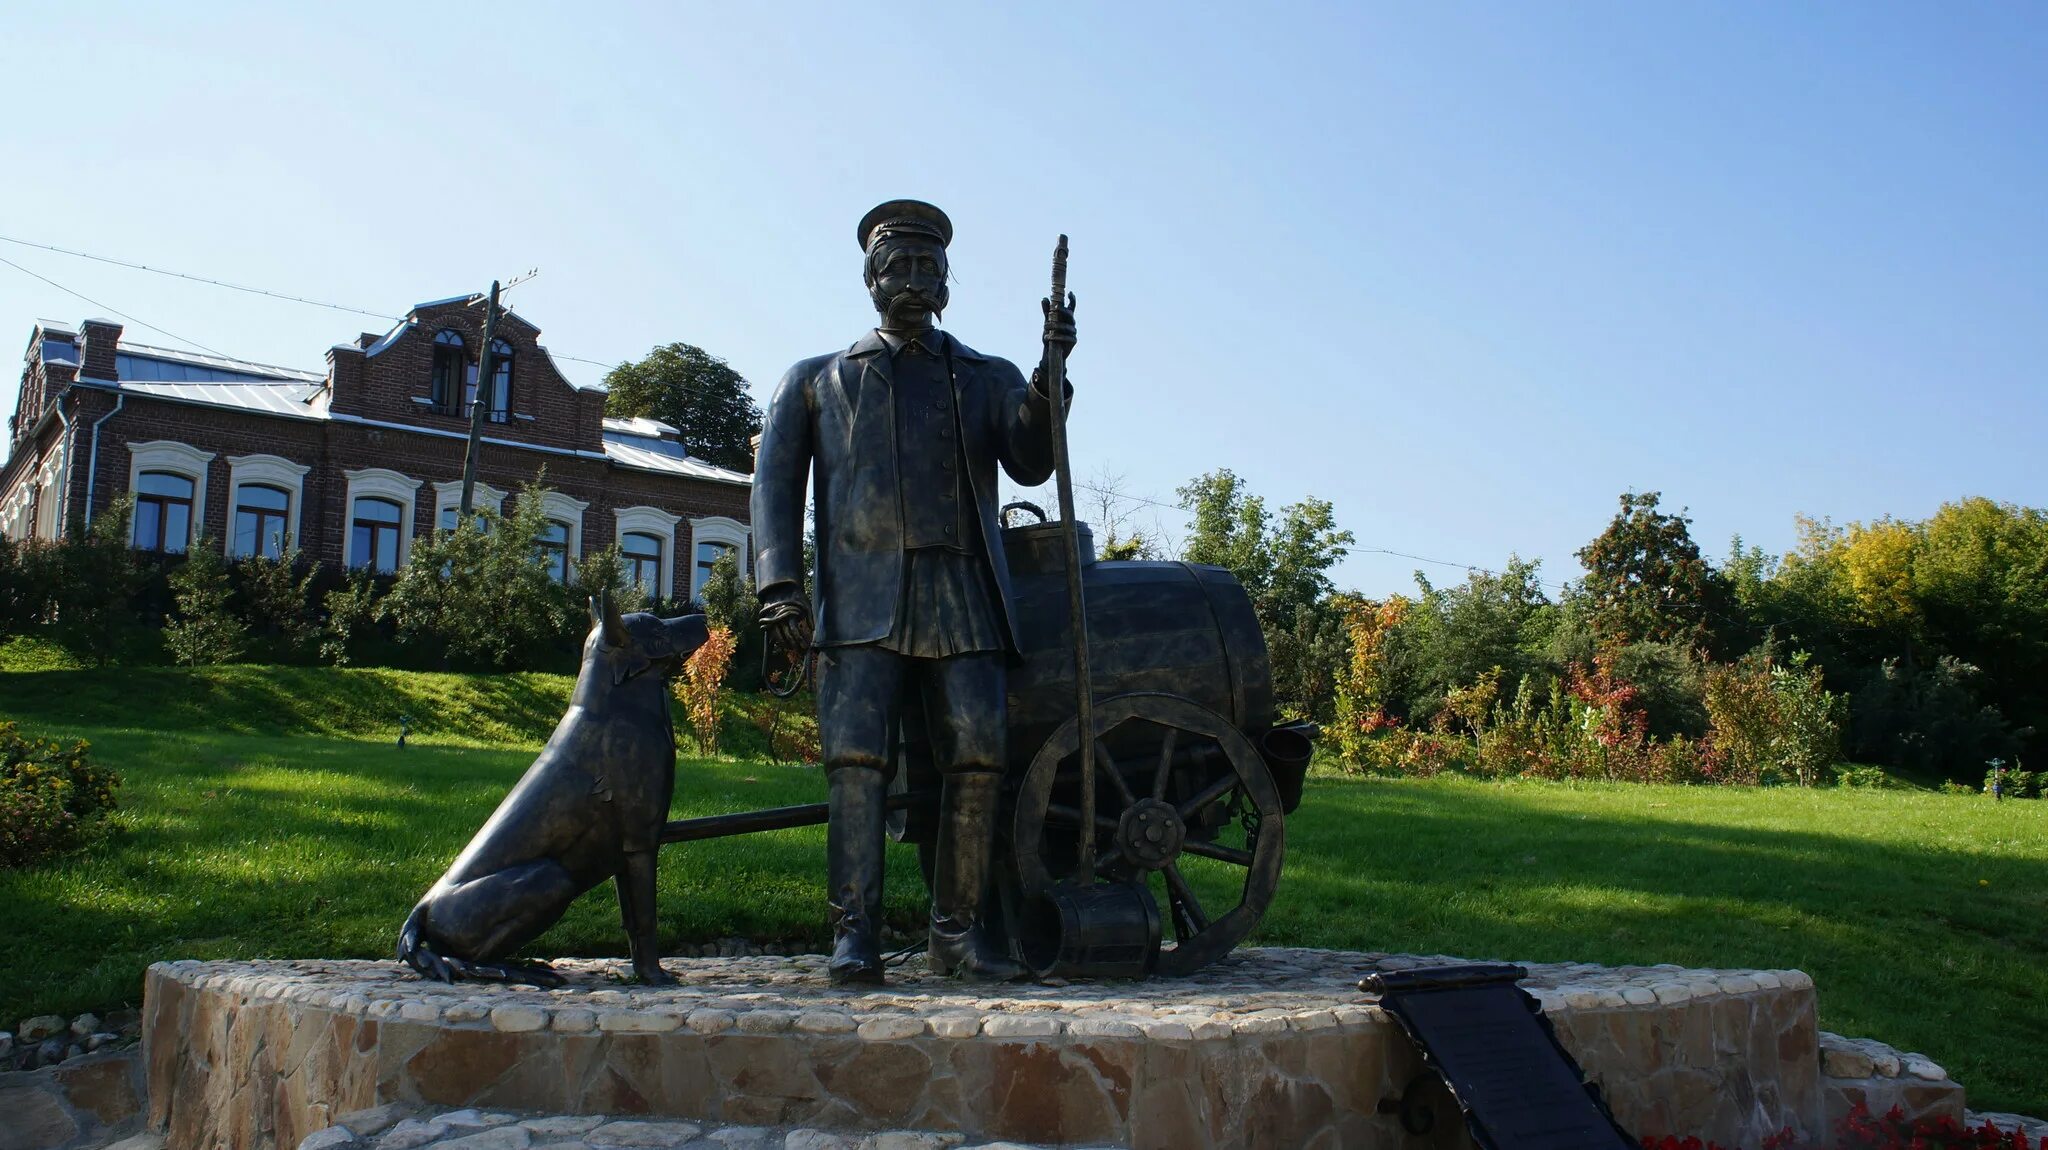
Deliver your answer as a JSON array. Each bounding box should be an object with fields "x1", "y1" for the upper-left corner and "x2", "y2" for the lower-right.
[{"x1": 0, "y1": 296, "x2": 753, "y2": 603}]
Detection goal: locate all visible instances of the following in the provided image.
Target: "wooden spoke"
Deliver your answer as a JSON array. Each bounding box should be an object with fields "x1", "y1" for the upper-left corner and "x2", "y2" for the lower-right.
[
  {"x1": 1176, "y1": 771, "x2": 1241, "y2": 822},
  {"x1": 1181, "y1": 838, "x2": 1255, "y2": 867},
  {"x1": 1094, "y1": 738, "x2": 1138, "y2": 807},
  {"x1": 1151, "y1": 726, "x2": 1178, "y2": 800},
  {"x1": 1162, "y1": 862, "x2": 1210, "y2": 932}
]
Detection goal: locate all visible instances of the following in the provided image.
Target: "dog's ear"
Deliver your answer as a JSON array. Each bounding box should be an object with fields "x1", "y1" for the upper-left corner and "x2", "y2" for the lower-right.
[{"x1": 590, "y1": 589, "x2": 629, "y2": 648}]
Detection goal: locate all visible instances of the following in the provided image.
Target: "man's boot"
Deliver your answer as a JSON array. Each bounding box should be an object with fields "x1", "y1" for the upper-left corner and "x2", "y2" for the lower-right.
[
  {"x1": 826, "y1": 765, "x2": 888, "y2": 985},
  {"x1": 928, "y1": 771, "x2": 1027, "y2": 981}
]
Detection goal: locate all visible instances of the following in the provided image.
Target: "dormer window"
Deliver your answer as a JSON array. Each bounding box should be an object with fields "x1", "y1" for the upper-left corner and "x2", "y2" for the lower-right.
[
  {"x1": 464, "y1": 339, "x2": 513, "y2": 423},
  {"x1": 429, "y1": 330, "x2": 465, "y2": 413}
]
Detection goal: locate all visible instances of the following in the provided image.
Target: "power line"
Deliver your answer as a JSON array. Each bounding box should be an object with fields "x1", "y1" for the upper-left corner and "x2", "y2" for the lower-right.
[
  {"x1": 0, "y1": 233, "x2": 1575, "y2": 587},
  {"x1": 1074, "y1": 478, "x2": 1571, "y2": 591},
  {"x1": 0, "y1": 233, "x2": 662, "y2": 387},
  {"x1": 0, "y1": 253, "x2": 231, "y2": 359},
  {"x1": 0, "y1": 234, "x2": 400, "y2": 321}
]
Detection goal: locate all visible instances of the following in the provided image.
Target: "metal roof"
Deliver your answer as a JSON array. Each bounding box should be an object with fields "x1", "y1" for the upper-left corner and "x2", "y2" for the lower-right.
[
  {"x1": 602, "y1": 416, "x2": 682, "y2": 438},
  {"x1": 57, "y1": 339, "x2": 748, "y2": 486},
  {"x1": 100, "y1": 379, "x2": 327, "y2": 420},
  {"x1": 599, "y1": 435, "x2": 751, "y2": 485},
  {"x1": 114, "y1": 341, "x2": 326, "y2": 384}
]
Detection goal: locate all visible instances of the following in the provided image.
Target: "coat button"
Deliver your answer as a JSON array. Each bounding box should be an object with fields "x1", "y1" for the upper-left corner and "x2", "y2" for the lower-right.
[{"x1": 943, "y1": 526, "x2": 954, "y2": 535}]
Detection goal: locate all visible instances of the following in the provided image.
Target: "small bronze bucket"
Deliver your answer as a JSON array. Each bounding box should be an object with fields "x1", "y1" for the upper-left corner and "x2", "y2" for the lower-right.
[{"x1": 1016, "y1": 880, "x2": 1161, "y2": 980}]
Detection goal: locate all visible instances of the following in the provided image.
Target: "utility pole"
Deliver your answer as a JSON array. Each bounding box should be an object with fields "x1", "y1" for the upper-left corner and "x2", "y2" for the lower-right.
[{"x1": 458, "y1": 280, "x2": 501, "y2": 519}]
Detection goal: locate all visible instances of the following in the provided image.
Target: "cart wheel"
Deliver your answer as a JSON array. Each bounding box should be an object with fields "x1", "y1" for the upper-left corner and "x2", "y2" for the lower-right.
[{"x1": 1012, "y1": 692, "x2": 1286, "y2": 976}]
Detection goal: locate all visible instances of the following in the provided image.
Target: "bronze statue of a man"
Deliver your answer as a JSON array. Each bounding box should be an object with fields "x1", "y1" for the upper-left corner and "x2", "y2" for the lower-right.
[{"x1": 752, "y1": 200, "x2": 1075, "y2": 984}]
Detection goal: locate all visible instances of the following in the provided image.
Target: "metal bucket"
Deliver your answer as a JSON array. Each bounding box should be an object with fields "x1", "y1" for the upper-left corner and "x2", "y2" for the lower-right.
[
  {"x1": 1015, "y1": 880, "x2": 1161, "y2": 980},
  {"x1": 1259, "y1": 723, "x2": 1315, "y2": 815}
]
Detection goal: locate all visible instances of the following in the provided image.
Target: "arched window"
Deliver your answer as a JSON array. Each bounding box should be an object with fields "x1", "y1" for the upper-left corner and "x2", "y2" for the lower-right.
[
  {"x1": 233, "y1": 484, "x2": 291, "y2": 559},
  {"x1": 695, "y1": 540, "x2": 736, "y2": 604},
  {"x1": 537, "y1": 519, "x2": 571, "y2": 583},
  {"x1": 133, "y1": 471, "x2": 195, "y2": 554},
  {"x1": 463, "y1": 339, "x2": 513, "y2": 422},
  {"x1": 429, "y1": 329, "x2": 466, "y2": 413},
  {"x1": 350, "y1": 497, "x2": 405, "y2": 573},
  {"x1": 622, "y1": 531, "x2": 663, "y2": 598},
  {"x1": 688, "y1": 516, "x2": 751, "y2": 603}
]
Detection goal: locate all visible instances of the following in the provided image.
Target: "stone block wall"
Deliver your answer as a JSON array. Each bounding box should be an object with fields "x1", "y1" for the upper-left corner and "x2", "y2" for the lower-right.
[
  {"x1": 0, "y1": 1048, "x2": 146, "y2": 1150},
  {"x1": 140, "y1": 951, "x2": 1830, "y2": 1150}
]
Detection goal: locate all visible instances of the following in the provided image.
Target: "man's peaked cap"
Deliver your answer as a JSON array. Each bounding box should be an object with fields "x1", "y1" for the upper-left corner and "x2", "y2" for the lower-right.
[{"x1": 859, "y1": 199, "x2": 953, "y2": 252}]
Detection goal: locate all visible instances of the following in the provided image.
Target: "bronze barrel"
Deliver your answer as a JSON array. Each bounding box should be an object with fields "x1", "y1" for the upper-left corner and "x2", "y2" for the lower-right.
[{"x1": 999, "y1": 520, "x2": 1275, "y2": 776}]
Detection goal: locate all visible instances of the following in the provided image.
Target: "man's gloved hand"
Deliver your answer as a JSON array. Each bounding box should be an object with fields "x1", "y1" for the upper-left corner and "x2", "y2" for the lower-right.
[
  {"x1": 1041, "y1": 292, "x2": 1077, "y2": 361},
  {"x1": 759, "y1": 593, "x2": 814, "y2": 653},
  {"x1": 1034, "y1": 292, "x2": 1078, "y2": 402}
]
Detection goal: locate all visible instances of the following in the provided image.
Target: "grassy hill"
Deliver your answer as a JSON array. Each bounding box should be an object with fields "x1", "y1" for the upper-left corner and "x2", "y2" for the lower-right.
[{"x1": 0, "y1": 662, "x2": 2042, "y2": 1115}]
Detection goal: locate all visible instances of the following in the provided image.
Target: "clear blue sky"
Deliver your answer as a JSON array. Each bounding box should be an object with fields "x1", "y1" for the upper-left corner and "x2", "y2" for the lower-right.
[{"x1": 3, "y1": 2, "x2": 2042, "y2": 596}]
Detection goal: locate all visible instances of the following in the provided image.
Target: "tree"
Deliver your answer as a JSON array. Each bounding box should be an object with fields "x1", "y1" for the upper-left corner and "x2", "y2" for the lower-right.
[
  {"x1": 1178, "y1": 470, "x2": 1272, "y2": 590},
  {"x1": 379, "y1": 482, "x2": 580, "y2": 670},
  {"x1": 1574, "y1": 491, "x2": 1717, "y2": 651},
  {"x1": 1084, "y1": 468, "x2": 1167, "y2": 561},
  {"x1": 52, "y1": 498, "x2": 145, "y2": 666},
  {"x1": 1177, "y1": 470, "x2": 1354, "y2": 721},
  {"x1": 235, "y1": 547, "x2": 320, "y2": 661},
  {"x1": 604, "y1": 343, "x2": 763, "y2": 473},
  {"x1": 1389, "y1": 557, "x2": 1551, "y2": 722},
  {"x1": 163, "y1": 540, "x2": 246, "y2": 666}
]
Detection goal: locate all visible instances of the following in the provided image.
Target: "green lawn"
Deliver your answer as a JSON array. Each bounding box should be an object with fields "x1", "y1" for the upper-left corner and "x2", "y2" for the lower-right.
[{"x1": 1, "y1": 665, "x2": 2043, "y2": 1114}]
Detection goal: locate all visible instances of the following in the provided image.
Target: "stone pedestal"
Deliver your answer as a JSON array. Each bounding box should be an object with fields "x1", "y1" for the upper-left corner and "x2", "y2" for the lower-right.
[{"x1": 141, "y1": 950, "x2": 1824, "y2": 1150}]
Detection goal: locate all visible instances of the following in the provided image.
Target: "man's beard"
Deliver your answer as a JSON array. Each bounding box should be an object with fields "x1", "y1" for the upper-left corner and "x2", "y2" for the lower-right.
[{"x1": 874, "y1": 287, "x2": 945, "y2": 326}]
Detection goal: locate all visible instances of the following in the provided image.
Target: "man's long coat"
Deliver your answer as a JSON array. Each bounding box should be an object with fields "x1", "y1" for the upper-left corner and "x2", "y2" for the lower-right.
[{"x1": 751, "y1": 329, "x2": 1061, "y2": 649}]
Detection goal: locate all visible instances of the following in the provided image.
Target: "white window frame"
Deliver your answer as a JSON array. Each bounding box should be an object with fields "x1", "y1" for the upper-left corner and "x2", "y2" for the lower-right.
[
  {"x1": 225, "y1": 454, "x2": 311, "y2": 558},
  {"x1": 538, "y1": 491, "x2": 589, "y2": 581},
  {"x1": 431, "y1": 480, "x2": 507, "y2": 533},
  {"x1": 127, "y1": 440, "x2": 215, "y2": 552},
  {"x1": 688, "y1": 514, "x2": 752, "y2": 604},
  {"x1": 614, "y1": 505, "x2": 681, "y2": 601},
  {"x1": 3, "y1": 478, "x2": 35, "y2": 541},
  {"x1": 343, "y1": 467, "x2": 423, "y2": 570}
]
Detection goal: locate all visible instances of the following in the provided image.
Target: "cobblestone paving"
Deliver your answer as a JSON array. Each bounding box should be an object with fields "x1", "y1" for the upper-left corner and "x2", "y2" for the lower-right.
[{"x1": 303, "y1": 1102, "x2": 1109, "y2": 1150}]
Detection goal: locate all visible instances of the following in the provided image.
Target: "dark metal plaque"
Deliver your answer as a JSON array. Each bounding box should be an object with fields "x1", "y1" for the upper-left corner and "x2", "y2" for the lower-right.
[{"x1": 1361, "y1": 964, "x2": 1635, "y2": 1150}]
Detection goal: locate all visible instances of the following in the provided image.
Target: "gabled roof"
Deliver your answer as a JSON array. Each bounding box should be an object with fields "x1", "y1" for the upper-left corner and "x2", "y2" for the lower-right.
[{"x1": 35, "y1": 325, "x2": 750, "y2": 487}]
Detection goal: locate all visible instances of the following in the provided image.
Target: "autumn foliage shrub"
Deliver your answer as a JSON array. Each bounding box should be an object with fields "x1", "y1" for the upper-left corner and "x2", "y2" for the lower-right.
[
  {"x1": 0, "y1": 721, "x2": 119, "y2": 868},
  {"x1": 676, "y1": 624, "x2": 738, "y2": 756},
  {"x1": 1642, "y1": 1102, "x2": 2041, "y2": 1150}
]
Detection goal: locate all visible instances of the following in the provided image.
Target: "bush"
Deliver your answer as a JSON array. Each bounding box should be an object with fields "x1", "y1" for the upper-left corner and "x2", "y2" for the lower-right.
[
  {"x1": 234, "y1": 547, "x2": 321, "y2": 662},
  {"x1": 164, "y1": 540, "x2": 247, "y2": 665},
  {"x1": 1704, "y1": 648, "x2": 1844, "y2": 786},
  {"x1": 1607, "y1": 640, "x2": 1709, "y2": 739},
  {"x1": 1982, "y1": 762, "x2": 2039, "y2": 799},
  {"x1": 1834, "y1": 764, "x2": 1899, "y2": 789},
  {"x1": 1643, "y1": 1100, "x2": 2046, "y2": 1148},
  {"x1": 380, "y1": 490, "x2": 581, "y2": 671},
  {"x1": 50, "y1": 498, "x2": 149, "y2": 666},
  {"x1": 320, "y1": 571, "x2": 382, "y2": 666},
  {"x1": 676, "y1": 624, "x2": 738, "y2": 756},
  {"x1": 0, "y1": 721, "x2": 119, "y2": 868}
]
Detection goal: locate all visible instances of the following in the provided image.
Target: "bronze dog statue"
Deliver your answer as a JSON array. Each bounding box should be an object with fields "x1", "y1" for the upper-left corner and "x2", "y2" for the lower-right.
[{"x1": 398, "y1": 592, "x2": 708, "y2": 985}]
